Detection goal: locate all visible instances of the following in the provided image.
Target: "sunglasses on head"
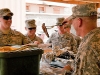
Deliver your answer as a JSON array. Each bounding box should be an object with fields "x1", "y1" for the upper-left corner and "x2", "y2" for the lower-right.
[
  {"x1": 3, "y1": 16, "x2": 12, "y2": 20},
  {"x1": 28, "y1": 27, "x2": 36, "y2": 30}
]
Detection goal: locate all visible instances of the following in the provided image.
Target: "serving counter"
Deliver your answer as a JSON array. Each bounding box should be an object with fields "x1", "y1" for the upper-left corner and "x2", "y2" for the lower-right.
[{"x1": 0, "y1": 47, "x2": 43, "y2": 75}]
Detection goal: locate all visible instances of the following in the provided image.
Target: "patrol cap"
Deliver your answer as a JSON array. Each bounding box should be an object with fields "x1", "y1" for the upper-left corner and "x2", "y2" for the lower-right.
[
  {"x1": 68, "y1": 3, "x2": 97, "y2": 20},
  {"x1": 55, "y1": 17, "x2": 65, "y2": 26},
  {"x1": 25, "y1": 19, "x2": 37, "y2": 28},
  {"x1": 0, "y1": 8, "x2": 13, "y2": 16}
]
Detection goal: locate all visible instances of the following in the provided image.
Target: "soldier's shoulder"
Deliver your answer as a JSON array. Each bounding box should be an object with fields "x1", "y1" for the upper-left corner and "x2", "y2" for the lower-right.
[{"x1": 11, "y1": 30, "x2": 23, "y2": 36}]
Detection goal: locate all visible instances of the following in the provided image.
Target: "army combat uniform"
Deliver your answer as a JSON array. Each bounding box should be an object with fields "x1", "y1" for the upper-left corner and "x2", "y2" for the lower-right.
[
  {"x1": 67, "y1": 3, "x2": 100, "y2": 75},
  {"x1": 47, "y1": 31, "x2": 77, "y2": 53},
  {"x1": 25, "y1": 19, "x2": 43, "y2": 44},
  {"x1": 71, "y1": 33, "x2": 81, "y2": 48},
  {"x1": 0, "y1": 29, "x2": 30, "y2": 46},
  {"x1": 73, "y1": 27, "x2": 100, "y2": 75},
  {"x1": 0, "y1": 8, "x2": 30, "y2": 46},
  {"x1": 25, "y1": 34, "x2": 43, "y2": 44}
]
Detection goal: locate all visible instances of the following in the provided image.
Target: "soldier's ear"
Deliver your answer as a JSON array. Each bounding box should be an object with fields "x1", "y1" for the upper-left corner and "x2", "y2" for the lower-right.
[{"x1": 78, "y1": 18, "x2": 82, "y2": 27}]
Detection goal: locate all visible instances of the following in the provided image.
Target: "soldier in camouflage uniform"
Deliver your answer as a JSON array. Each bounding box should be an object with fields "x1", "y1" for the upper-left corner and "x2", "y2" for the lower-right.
[
  {"x1": 65, "y1": 3, "x2": 100, "y2": 75},
  {"x1": 63, "y1": 18, "x2": 81, "y2": 48},
  {"x1": 25, "y1": 19, "x2": 43, "y2": 45},
  {"x1": 0, "y1": 8, "x2": 30, "y2": 46},
  {"x1": 47, "y1": 17, "x2": 77, "y2": 53}
]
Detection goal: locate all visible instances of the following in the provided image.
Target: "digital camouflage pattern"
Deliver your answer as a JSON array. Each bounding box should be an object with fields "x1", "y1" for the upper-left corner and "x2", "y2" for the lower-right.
[
  {"x1": 73, "y1": 27, "x2": 100, "y2": 75},
  {"x1": 64, "y1": 24, "x2": 81, "y2": 48},
  {"x1": 47, "y1": 32, "x2": 77, "y2": 53},
  {"x1": 55, "y1": 17, "x2": 65, "y2": 26},
  {"x1": 25, "y1": 34, "x2": 43, "y2": 44},
  {"x1": 0, "y1": 29, "x2": 30, "y2": 46},
  {"x1": 71, "y1": 33, "x2": 81, "y2": 48},
  {"x1": 0, "y1": 8, "x2": 13, "y2": 16},
  {"x1": 25, "y1": 19, "x2": 36, "y2": 28},
  {"x1": 68, "y1": 3, "x2": 97, "y2": 20}
]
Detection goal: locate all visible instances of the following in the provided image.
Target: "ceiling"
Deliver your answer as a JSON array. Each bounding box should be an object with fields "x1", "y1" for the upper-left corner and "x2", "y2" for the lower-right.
[{"x1": 43, "y1": 0, "x2": 100, "y2": 7}]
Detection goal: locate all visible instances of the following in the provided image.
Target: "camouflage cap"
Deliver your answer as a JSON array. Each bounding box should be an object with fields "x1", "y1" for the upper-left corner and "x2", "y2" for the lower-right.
[
  {"x1": 68, "y1": 3, "x2": 97, "y2": 20},
  {"x1": 0, "y1": 8, "x2": 13, "y2": 16},
  {"x1": 25, "y1": 19, "x2": 37, "y2": 28},
  {"x1": 55, "y1": 17, "x2": 65, "y2": 26}
]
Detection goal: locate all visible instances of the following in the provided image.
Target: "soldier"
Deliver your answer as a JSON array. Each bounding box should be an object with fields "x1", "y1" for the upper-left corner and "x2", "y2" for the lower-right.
[
  {"x1": 25, "y1": 19, "x2": 43, "y2": 45},
  {"x1": 63, "y1": 18, "x2": 81, "y2": 48},
  {"x1": 47, "y1": 17, "x2": 77, "y2": 53},
  {"x1": 65, "y1": 3, "x2": 100, "y2": 75},
  {"x1": 0, "y1": 8, "x2": 30, "y2": 46}
]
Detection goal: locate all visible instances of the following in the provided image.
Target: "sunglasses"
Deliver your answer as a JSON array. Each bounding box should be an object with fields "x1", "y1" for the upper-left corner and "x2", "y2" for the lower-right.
[
  {"x1": 2, "y1": 16, "x2": 12, "y2": 20},
  {"x1": 62, "y1": 21, "x2": 67, "y2": 25},
  {"x1": 28, "y1": 27, "x2": 36, "y2": 30},
  {"x1": 59, "y1": 25, "x2": 63, "y2": 26}
]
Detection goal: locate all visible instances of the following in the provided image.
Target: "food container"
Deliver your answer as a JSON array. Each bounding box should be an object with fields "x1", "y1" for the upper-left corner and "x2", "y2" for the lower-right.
[{"x1": 0, "y1": 48, "x2": 44, "y2": 75}]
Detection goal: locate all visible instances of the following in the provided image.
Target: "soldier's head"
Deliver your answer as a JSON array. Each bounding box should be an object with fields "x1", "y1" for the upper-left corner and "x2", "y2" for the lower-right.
[
  {"x1": 64, "y1": 23, "x2": 71, "y2": 33},
  {"x1": 68, "y1": 3, "x2": 97, "y2": 37},
  {"x1": 63, "y1": 17, "x2": 73, "y2": 33},
  {"x1": 25, "y1": 19, "x2": 37, "y2": 35},
  {"x1": 55, "y1": 17, "x2": 66, "y2": 33},
  {"x1": 0, "y1": 8, "x2": 13, "y2": 30}
]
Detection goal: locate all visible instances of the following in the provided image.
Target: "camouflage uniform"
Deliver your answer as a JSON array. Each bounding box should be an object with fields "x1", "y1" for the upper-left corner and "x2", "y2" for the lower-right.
[
  {"x1": 0, "y1": 8, "x2": 30, "y2": 46},
  {"x1": 47, "y1": 31, "x2": 77, "y2": 53},
  {"x1": 73, "y1": 27, "x2": 100, "y2": 75},
  {"x1": 0, "y1": 29, "x2": 30, "y2": 46},
  {"x1": 25, "y1": 34, "x2": 43, "y2": 44},
  {"x1": 71, "y1": 33, "x2": 81, "y2": 48},
  {"x1": 25, "y1": 19, "x2": 43, "y2": 44},
  {"x1": 63, "y1": 24, "x2": 81, "y2": 48},
  {"x1": 67, "y1": 3, "x2": 100, "y2": 75}
]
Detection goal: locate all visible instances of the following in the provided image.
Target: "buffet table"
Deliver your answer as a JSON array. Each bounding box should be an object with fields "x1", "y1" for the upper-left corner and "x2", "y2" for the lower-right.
[{"x1": 40, "y1": 48, "x2": 74, "y2": 75}]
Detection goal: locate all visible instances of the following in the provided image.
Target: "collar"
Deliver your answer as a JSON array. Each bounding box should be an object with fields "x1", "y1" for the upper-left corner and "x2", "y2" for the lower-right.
[{"x1": 0, "y1": 29, "x2": 19, "y2": 35}]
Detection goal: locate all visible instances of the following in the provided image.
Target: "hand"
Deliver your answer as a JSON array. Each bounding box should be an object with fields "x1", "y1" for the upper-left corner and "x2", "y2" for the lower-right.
[
  {"x1": 63, "y1": 64, "x2": 73, "y2": 72},
  {"x1": 34, "y1": 41, "x2": 40, "y2": 45}
]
